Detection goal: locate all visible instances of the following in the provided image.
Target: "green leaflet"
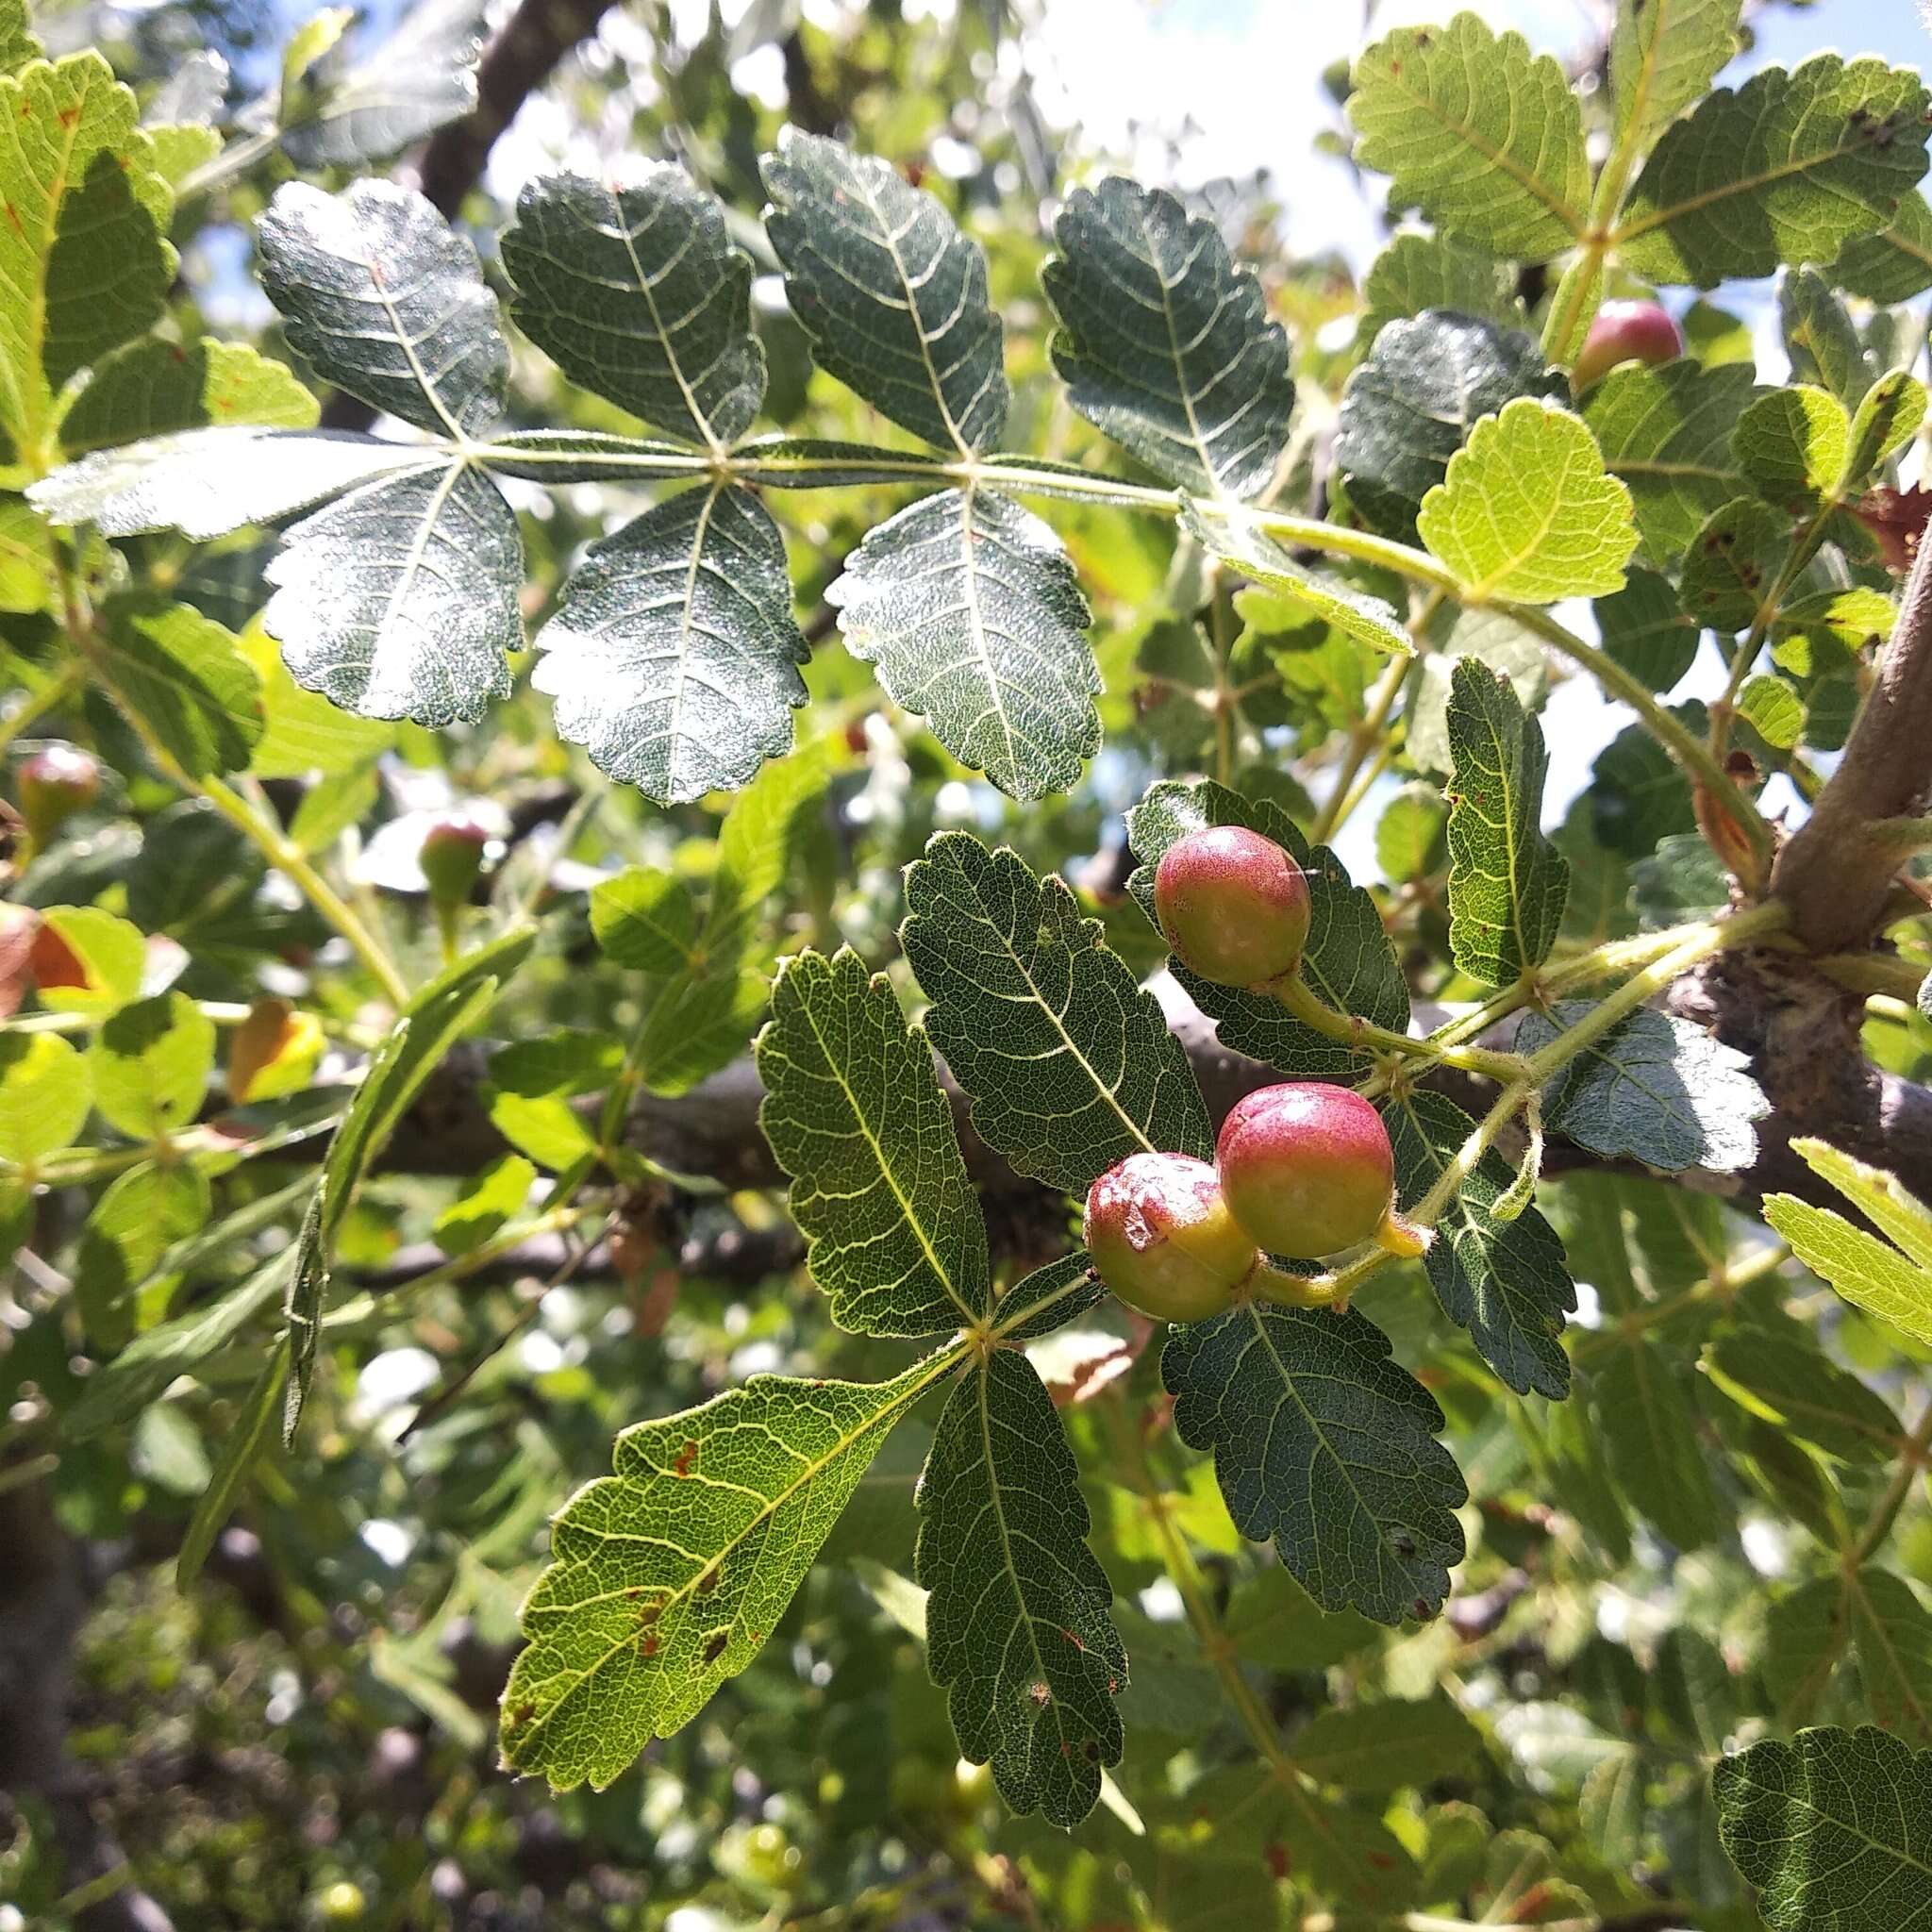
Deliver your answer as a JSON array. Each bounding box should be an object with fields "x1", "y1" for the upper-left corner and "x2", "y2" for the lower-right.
[
  {"x1": 829, "y1": 486, "x2": 1099, "y2": 802},
  {"x1": 0, "y1": 52, "x2": 174, "y2": 458},
  {"x1": 501, "y1": 1347, "x2": 957, "y2": 1790},
  {"x1": 88, "y1": 991, "x2": 215, "y2": 1140},
  {"x1": 59, "y1": 338, "x2": 318, "y2": 454},
  {"x1": 1609, "y1": 0, "x2": 1741, "y2": 144},
  {"x1": 1125, "y1": 778, "x2": 1410, "y2": 1078},
  {"x1": 0, "y1": 1030, "x2": 92, "y2": 1164},
  {"x1": 531, "y1": 483, "x2": 808, "y2": 805},
  {"x1": 900, "y1": 832, "x2": 1211, "y2": 1191},
  {"x1": 258, "y1": 177, "x2": 507, "y2": 438},
  {"x1": 1701, "y1": 1330, "x2": 1903, "y2": 1466},
  {"x1": 761, "y1": 128, "x2": 1008, "y2": 456},
  {"x1": 1595, "y1": 567, "x2": 1700, "y2": 691},
  {"x1": 1443, "y1": 658, "x2": 1568, "y2": 986},
  {"x1": 98, "y1": 597, "x2": 263, "y2": 779},
  {"x1": 1583, "y1": 358, "x2": 1766, "y2": 566},
  {"x1": 284, "y1": 927, "x2": 537, "y2": 1439},
  {"x1": 1832, "y1": 189, "x2": 1932, "y2": 303},
  {"x1": 1587, "y1": 1338, "x2": 1724, "y2": 1550},
  {"x1": 1163, "y1": 1302, "x2": 1467, "y2": 1624},
  {"x1": 1713, "y1": 1726, "x2": 1932, "y2": 1930},
  {"x1": 1418, "y1": 398, "x2": 1637, "y2": 604},
  {"x1": 1349, "y1": 15, "x2": 1589, "y2": 261},
  {"x1": 1734, "y1": 385, "x2": 1851, "y2": 513},
  {"x1": 1043, "y1": 175, "x2": 1293, "y2": 501},
  {"x1": 503, "y1": 166, "x2": 766, "y2": 449},
  {"x1": 915, "y1": 1349, "x2": 1125, "y2": 1826},
  {"x1": 1781, "y1": 268, "x2": 1877, "y2": 411},
  {"x1": 1337, "y1": 309, "x2": 1562, "y2": 542},
  {"x1": 1617, "y1": 57, "x2": 1931, "y2": 287},
  {"x1": 1290, "y1": 1695, "x2": 1483, "y2": 1792},
  {"x1": 1357, "y1": 232, "x2": 1523, "y2": 347},
  {"x1": 1385, "y1": 1089, "x2": 1574, "y2": 1400},
  {"x1": 1516, "y1": 1002, "x2": 1767, "y2": 1174},
  {"x1": 756, "y1": 948, "x2": 991, "y2": 1336}
]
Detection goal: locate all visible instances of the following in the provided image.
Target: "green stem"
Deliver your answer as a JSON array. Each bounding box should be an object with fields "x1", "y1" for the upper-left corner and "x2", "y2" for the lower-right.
[
  {"x1": 1848, "y1": 1402, "x2": 1932, "y2": 1566},
  {"x1": 1311, "y1": 600, "x2": 1432, "y2": 843},
  {"x1": 1271, "y1": 969, "x2": 1528, "y2": 1083}
]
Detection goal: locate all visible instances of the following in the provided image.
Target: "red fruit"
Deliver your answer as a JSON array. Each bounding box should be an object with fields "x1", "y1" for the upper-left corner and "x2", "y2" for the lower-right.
[
  {"x1": 18, "y1": 743, "x2": 99, "y2": 844},
  {"x1": 1215, "y1": 1082, "x2": 1396, "y2": 1258},
  {"x1": 1154, "y1": 825, "x2": 1311, "y2": 989},
  {"x1": 1084, "y1": 1152, "x2": 1258, "y2": 1322},
  {"x1": 420, "y1": 812, "x2": 491, "y2": 907},
  {"x1": 1571, "y1": 300, "x2": 1684, "y2": 391}
]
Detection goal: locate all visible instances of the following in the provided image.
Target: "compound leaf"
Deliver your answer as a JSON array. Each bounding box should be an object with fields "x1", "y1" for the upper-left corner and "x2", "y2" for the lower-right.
[
  {"x1": 1386, "y1": 1089, "x2": 1574, "y2": 1400},
  {"x1": 1126, "y1": 778, "x2": 1410, "y2": 1079},
  {"x1": 761, "y1": 128, "x2": 1007, "y2": 456},
  {"x1": 900, "y1": 832, "x2": 1211, "y2": 1191},
  {"x1": 532, "y1": 482, "x2": 806, "y2": 804},
  {"x1": 1713, "y1": 1725, "x2": 1932, "y2": 1931},
  {"x1": 916, "y1": 1349, "x2": 1124, "y2": 1826},
  {"x1": 829, "y1": 486, "x2": 1097, "y2": 801},
  {"x1": 258, "y1": 178, "x2": 507, "y2": 438},
  {"x1": 503, "y1": 166, "x2": 765, "y2": 448},
  {"x1": 264, "y1": 458, "x2": 521, "y2": 727},
  {"x1": 1337, "y1": 309, "x2": 1562, "y2": 541},
  {"x1": 1163, "y1": 1302, "x2": 1467, "y2": 1624},
  {"x1": 756, "y1": 947, "x2": 991, "y2": 1336},
  {"x1": 1042, "y1": 175, "x2": 1293, "y2": 500},
  {"x1": 1616, "y1": 58, "x2": 1931, "y2": 287},
  {"x1": 502, "y1": 1348, "x2": 955, "y2": 1790},
  {"x1": 1418, "y1": 397, "x2": 1637, "y2": 603},
  {"x1": 1443, "y1": 658, "x2": 1568, "y2": 985},
  {"x1": 1349, "y1": 15, "x2": 1589, "y2": 260}
]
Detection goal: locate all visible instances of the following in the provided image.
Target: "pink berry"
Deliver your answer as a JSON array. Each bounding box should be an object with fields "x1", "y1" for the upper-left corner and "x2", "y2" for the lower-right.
[
  {"x1": 1571, "y1": 300, "x2": 1684, "y2": 391},
  {"x1": 1084, "y1": 1152, "x2": 1258, "y2": 1322},
  {"x1": 1154, "y1": 825, "x2": 1311, "y2": 988},
  {"x1": 420, "y1": 812, "x2": 491, "y2": 907},
  {"x1": 18, "y1": 743, "x2": 99, "y2": 844},
  {"x1": 1215, "y1": 1082, "x2": 1396, "y2": 1258}
]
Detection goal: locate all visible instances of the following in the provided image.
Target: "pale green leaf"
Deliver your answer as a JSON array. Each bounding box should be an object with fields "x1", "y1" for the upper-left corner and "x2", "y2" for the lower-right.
[
  {"x1": 916, "y1": 1349, "x2": 1124, "y2": 1826},
  {"x1": 59, "y1": 338, "x2": 318, "y2": 455},
  {"x1": 1443, "y1": 656, "x2": 1568, "y2": 984},
  {"x1": 501, "y1": 1348, "x2": 955, "y2": 1790},
  {"x1": 30, "y1": 906, "x2": 144, "y2": 1016},
  {"x1": 1517, "y1": 1002, "x2": 1767, "y2": 1173},
  {"x1": 0, "y1": 1030, "x2": 91, "y2": 1164},
  {"x1": 756, "y1": 947, "x2": 991, "y2": 1335},
  {"x1": 1617, "y1": 58, "x2": 1932, "y2": 287},
  {"x1": 1832, "y1": 189, "x2": 1932, "y2": 302},
  {"x1": 1374, "y1": 780, "x2": 1447, "y2": 883},
  {"x1": 1764, "y1": 1193, "x2": 1932, "y2": 1353},
  {"x1": 1419, "y1": 397, "x2": 1637, "y2": 602},
  {"x1": 1790, "y1": 1137, "x2": 1932, "y2": 1274},
  {"x1": 1358, "y1": 231, "x2": 1523, "y2": 347},
  {"x1": 761, "y1": 128, "x2": 1007, "y2": 456},
  {"x1": 1406, "y1": 603, "x2": 1548, "y2": 775},
  {"x1": 1338, "y1": 309, "x2": 1561, "y2": 541},
  {"x1": 1126, "y1": 778, "x2": 1411, "y2": 1079},
  {"x1": 503, "y1": 165, "x2": 765, "y2": 448},
  {"x1": 900, "y1": 831, "x2": 1210, "y2": 1191},
  {"x1": 73, "y1": 1159, "x2": 208, "y2": 1350},
  {"x1": 532, "y1": 483, "x2": 807, "y2": 804},
  {"x1": 1386, "y1": 1088, "x2": 1574, "y2": 1400},
  {"x1": 1042, "y1": 175, "x2": 1293, "y2": 500},
  {"x1": 829, "y1": 486, "x2": 1097, "y2": 801},
  {"x1": 1349, "y1": 15, "x2": 1589, "y2": 260},
  {"x1": 278, "y1": 0, "x2": 483, "y2": 168},
  {"x1": 432, "y1": 1153, "x2": 536, "y2": 1257},
  {"x1": 1611, "y1": 0, "x2": 1741, "y2": 143},
  {"x1": 1713, "y1": 1725, "x2": 1932, "y2": 1930},
  {"x1": 258, "y1": 178, "x2": 506, "y2": 438},
  {"x1": 1734, "y1": 385, "x2": 1851, "y2": 512},
  {"x1": 0, "y1": 0, "x2": 42, "y2": 74},
  {"x1": 589, "y1": 869, "x2": 697, "y2": 974},
  {"x1": 1846, "y1": 370, "x2": 1928, "y2": 487},
  {"x1": 1583, "y1": 358, "x2": 1765, "y2": 564},
  {"x1": 88, "y1": 991, "x2": 215, "y2": 1139},
  {"x1": 99, "y1": 597, "x2": 263, "y2": 778},
  {"x1": 1164, "y1": 1302, "x2": 1466, "y2": 1623},
  {"x1": 1782, "y1": 268, "x2": 1877, "y2": 411},
  {"x1": 1736, "y1": 673, "x2": 1805, "y2": 751}
]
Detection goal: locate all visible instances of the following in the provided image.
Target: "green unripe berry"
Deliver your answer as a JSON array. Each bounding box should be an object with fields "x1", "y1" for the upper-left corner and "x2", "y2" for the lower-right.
[
  {"x1": 1571, "y1": 299, "x2": 1683, "y2": 391},
  {"x1": 1215, "y1": 1082, "x2": 1396, "y2": 1258},
  {"x1": 1084, "y1": 1151, "x2": 1258, "y2": 1322},
  {"x1": 419, "y1": 813, "x2": 491, "y2": 908},
  {"x1": 1154, "y1": 825, "x2": 1310, "y2": 988},
  {"x1": 18, "y1": 743, "x2": 99, "y2": 845}
]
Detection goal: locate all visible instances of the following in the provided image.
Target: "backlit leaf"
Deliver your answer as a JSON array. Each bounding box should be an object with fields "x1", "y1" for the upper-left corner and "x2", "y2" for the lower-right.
[
  {"x1": 88, "y1": 991, "x2": 215, "y2": 1139},
  {"x1": 1610, "y1": 0, "x2": 1741, "y2": 144},
  {"x1": 99, "y1": 598, "x2": 263, "y2": 778},
  {"x1": 0, "y1": 1030, "x2": 92, "y2": 1164},
  {"x1": 60, "y1": 338, "x2": 318, "y2": 454}
]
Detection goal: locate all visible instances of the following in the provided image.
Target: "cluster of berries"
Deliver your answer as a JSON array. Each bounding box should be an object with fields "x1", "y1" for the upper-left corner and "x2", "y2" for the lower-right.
[{"x1": 1084, "y1": 826, "x2": 1410, "y2": 1323}]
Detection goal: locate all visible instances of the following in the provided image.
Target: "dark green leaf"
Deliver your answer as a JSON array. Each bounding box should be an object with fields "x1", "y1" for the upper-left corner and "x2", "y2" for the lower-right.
[
  {"x1": 1337, "y1": 310, "x2": 1560, "y2": 541},
  {"x1": 1042, "y1": 175, "x2": 1293, "y2": 500},
  {"x1": 916, "y1": 1349, "x2": 1124, "y2": 1825},
  {"x1": 1291, "y1": 1695, "x2": 1483, "y2": 1791},
  {"x1": 1782, "y1": 268, "x2": 1877, "y2": 410},
  {"x1": 532, "y1": 483, "x2": 807, "y2": 804},
  {"x1": 1679, "y1": 496, "x2": 1790, "y2": 633},
  {"x1": 1702, "y1": 1330, "x2": 1902, "y2": 1464},
  {"x1": 1588, "y1": 1339, "x2": 1723, "y2": 1549},
  {"x1": 258, "y1": 179, "x2": 507, "y2": 438},
  {"x1": 1591, "y1": 712, "x2": 1697, "y2": 858},
  {"x1": 60, "y1": 338, "x2": 318, "y2": 454},
  {"x1": 901, "y1": 832, "x2": 1211, "y2": 1191},
  {"x1": 1163, "y1": 1302, "x2": 1467, "y2": 1623},
  {"x1": 756, "y1": 947, "x2": 991, "y2": 1336},
  {"x1": 1832, "y1": 189, "x2": 1932, "y2": 302},
  {"x1": 99, "y1": 598, "x2": 262, "y2": 777},
  {"x1": 1444, "y1": 658, "x2": 1568, "y2": 985},
  {"x1": 1596, "y1": 567, "x2": 1700, "y2": 691},
  {"x1": 503, "y1": 166, "x2": 765, "y2": 447},
  {"x1": 761, "y1": 129, "x2": 1007, "y2": 455},
  {"x1": 829, "y1": 486, "x2": 1097, "y2": 801}
]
